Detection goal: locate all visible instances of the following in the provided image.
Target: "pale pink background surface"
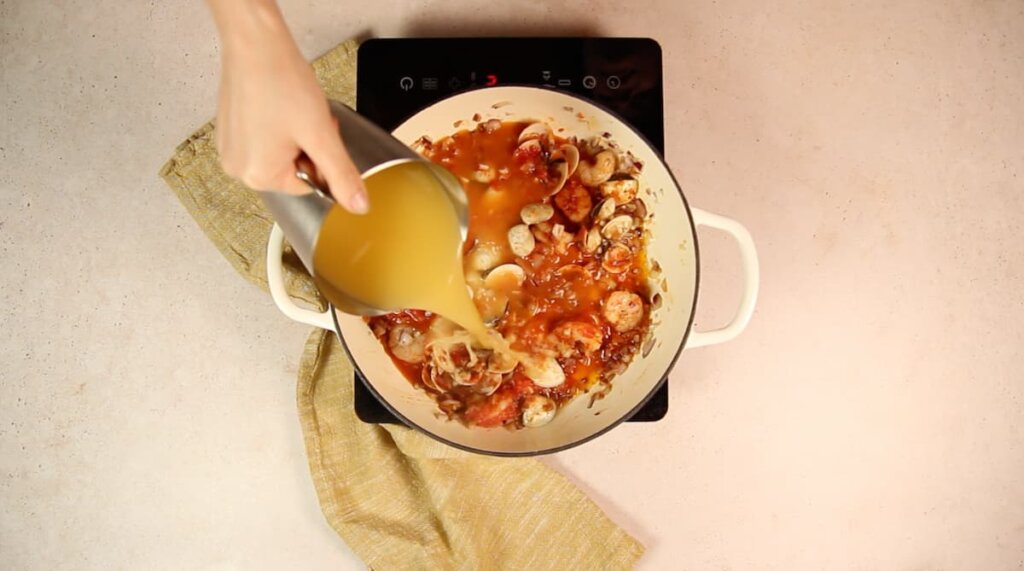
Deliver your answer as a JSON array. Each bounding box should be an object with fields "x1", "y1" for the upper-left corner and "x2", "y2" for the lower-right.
[{"x1": 2, "y1": 1, "x2": 1022, "y2": 569}]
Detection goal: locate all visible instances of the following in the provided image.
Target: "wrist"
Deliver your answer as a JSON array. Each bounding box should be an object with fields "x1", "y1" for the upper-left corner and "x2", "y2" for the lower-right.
[{"x1": 208, "y1": 0, "x2": 292, "y2": 56}]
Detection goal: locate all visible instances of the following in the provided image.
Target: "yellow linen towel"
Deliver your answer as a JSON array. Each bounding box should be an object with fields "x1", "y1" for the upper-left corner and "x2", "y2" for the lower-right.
[{"x1": 159, "y1": 39, "x2": 644, "y2": 570}]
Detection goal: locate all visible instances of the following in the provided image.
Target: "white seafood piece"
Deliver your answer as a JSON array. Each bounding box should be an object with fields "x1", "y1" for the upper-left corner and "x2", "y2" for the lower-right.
[
  {"x1": 599, "y1": 178, "x2": 639, "y2": 205},
  {"x1": 603, "y1": 291, "x2": 644, "y2": 332},
  {"x1": 467, "y1": 241, "x2": 503, "y2": 272},
  {"x1": 508, "y1": 224, "x2": 536, "y2": 257},
  {"x1": 594, "y1": 198, "x2": 616, "y2": 221},
  {"x1": 387, "y1": 325, "x2": 426, "y2": 363},
  {"x1": 523, "y1": 356, "x2": 566, "y2": 388},
  {"x1": 551, "y1": 223, "x2": 572, "y2": 254},
  {"x1": 601, "y1": 215, "x2": 634, "y2": 241},
  {"x1": 520, "y1": 203, "x2": 554, "y2": 225},
  {"x1": 577, "y1": 150, "x2": 617, "y2": 187},
  {"x1": 522, "y1": 394, "x2": 557, "y2": 428},
  {"x1": 601, "y1": 243, "x2": 632, "y2": 274},
  {"x1": 518, "y1": 121, "x2": 552, "y2": 143},
  {"x1": 483, "y1": 118, "x2": 502, "y2": 133},
  {"x1": 583, "y1": 226, "x2": 603, "y2": 253},
  {"x1": 553, "y1": 183, "x2": 592, "y2": 223},
  {"x1": 484, "y1": 263, "x2": 526, "y2": 293},
  {"x1": 473, "y1": 163, "x2": 496, "y2": 183},
  {"x1": 553, "y1": 321, "x2": 604, "y2": 355}
]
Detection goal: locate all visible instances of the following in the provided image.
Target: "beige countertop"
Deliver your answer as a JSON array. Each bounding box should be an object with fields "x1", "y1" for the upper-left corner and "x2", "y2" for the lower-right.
[{"x1": 2, "y1": 1, "x2": 1022, "y2": 569}]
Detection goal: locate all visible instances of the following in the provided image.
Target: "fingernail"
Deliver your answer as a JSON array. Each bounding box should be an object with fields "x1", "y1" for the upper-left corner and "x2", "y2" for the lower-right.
[{"x1": 348, "y1": 191, "x2": 370, "y2": 214}]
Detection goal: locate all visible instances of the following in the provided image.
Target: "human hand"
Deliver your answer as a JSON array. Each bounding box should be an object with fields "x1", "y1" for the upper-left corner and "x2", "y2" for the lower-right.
[{"x1": 208, "y1": 0, "x2": 368, "y2": 213}]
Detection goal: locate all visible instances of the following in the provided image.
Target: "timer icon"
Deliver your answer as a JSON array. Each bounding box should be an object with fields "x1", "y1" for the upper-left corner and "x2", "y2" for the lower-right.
[{"x1": 582, "y1": 75, "x2": 597, "y2": 89}]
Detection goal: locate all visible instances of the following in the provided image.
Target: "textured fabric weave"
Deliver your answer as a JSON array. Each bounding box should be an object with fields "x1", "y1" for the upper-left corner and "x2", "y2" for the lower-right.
[{"x1": 159, "y1": 39, "x2": 644, "y2": 570}]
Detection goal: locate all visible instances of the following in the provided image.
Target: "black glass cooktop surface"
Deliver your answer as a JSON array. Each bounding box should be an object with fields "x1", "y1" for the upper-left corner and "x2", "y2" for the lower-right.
[{"x1": 353, "y1": 37, "x2": 667, "y2": 423}]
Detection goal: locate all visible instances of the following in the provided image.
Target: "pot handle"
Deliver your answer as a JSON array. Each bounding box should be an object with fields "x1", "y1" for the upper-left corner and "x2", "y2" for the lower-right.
[
  {"x1": 266, "y1": 223, "x2": 335, "y2": 331},
  {"x1": 686, "y1": 208, "x2": 760, "y2": 349}
]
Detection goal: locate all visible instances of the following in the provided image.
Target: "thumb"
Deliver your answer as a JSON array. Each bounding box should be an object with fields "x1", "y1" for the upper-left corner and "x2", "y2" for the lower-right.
[{"x1": 301, "y1": 123, "x2": 369, "y2": 214}]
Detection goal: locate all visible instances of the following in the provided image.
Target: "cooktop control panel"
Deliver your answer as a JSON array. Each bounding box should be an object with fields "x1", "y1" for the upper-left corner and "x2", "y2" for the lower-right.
[
  {"x1": 353, "y1": 37, "x2": 668, "y2": 423},
  {"x1": 357, "y1": 37, "x2": 664, "y2": 152}
]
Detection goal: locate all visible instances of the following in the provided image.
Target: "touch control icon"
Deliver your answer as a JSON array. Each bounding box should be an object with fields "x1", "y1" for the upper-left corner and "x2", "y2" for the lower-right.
[
  {"x1": 582, "y1": 75, "x2": 597, "y2": 89},
  {"x1": 606, "y1": 75, "x2": 621, "y2": 89},
  {"x1": 399, "y1": 76, "x2": 414, "y2": 91}
]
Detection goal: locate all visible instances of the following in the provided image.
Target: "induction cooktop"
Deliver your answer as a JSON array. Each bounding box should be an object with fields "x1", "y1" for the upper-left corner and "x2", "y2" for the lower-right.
[{"x1": 353, "y1": 37, "x2": 667, "y2": 423}]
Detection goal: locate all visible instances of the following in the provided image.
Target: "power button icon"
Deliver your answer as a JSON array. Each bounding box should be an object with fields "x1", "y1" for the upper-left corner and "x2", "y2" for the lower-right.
[{"x1": 399, "y1": 76, "x2": 414, "y2": 91}]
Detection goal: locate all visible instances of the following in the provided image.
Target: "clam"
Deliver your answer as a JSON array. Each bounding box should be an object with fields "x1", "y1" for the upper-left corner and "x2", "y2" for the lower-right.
[
  {"x1": 601, "y1": 215, "x2": 634, "y2": 241},
  {"x1": 550, "y1": 144, "x2": 580, "y2": 178},
  {"x1": 593, "y1": 198, "x2": 616, "y2": 221},
  {"x1": 601, "y1": 243, "x2": 632, "y2": 274},
  {"x1": 548, "y1": 160, "x2": 570, "y2": 196},
  {"x1": 522, "y1": 394, "x2": 557, "y2": 428},
  {"x1": 583, "y1": 226, "x2": 603, "y2": 253},
  {"x1": 520, "y1": 203, "x2": 554, "y2": 225},
  {"x1": 467, "y1": 241, "x2": 503, "y2": 272},
  {"x1": 475, "y1": 372, "x2": 504, "y2": 396},
  {"x1": 508, "y1": 224, "x2": 536, "y2": 257},
  {"x1": 487, "y1": 350, "x2": 519, "y2": 375},
  {"x1": 484, "y1": 263, "x2": 525, "y2": 293},
  {"x1": 518, "y1": 121, "x2": 552, "y2": 143},
  {"x1": 514, "y1": 138, "x2": 543, "y2": 156}
]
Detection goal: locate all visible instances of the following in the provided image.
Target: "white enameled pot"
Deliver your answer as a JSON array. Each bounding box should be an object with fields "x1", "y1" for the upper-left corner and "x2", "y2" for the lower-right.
[{"x1": 266, "y1": 86, "x2": 759, "y2": 456}]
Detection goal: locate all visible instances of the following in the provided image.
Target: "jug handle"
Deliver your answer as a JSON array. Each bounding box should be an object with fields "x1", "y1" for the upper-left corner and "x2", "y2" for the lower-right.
[
  {"x1": 266, "y1": 223, "x2": 336, "y2": 331},
  {"x1": 294, "y1": 153, "x2": 334, "y2": 200}
]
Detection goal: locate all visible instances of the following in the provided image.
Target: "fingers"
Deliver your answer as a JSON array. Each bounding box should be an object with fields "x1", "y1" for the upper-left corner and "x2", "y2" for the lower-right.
[
  {"x1": 300, "y1": 119, "x2": 369, "y2": 214},
  {"x1": 219, "y1": 143, "x2": 312, "y2": 196}
]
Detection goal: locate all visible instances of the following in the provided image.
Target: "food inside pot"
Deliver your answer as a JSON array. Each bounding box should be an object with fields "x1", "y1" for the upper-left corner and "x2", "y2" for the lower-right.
[{"x1": 367, "y1": 119, "x2": 652, "y2": 429}]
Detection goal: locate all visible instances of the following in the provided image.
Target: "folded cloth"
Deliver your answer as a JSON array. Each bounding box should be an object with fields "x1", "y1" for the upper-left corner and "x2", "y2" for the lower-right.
[{"x1": 159, "y1": 39, "x2": 644, "y2": 570}]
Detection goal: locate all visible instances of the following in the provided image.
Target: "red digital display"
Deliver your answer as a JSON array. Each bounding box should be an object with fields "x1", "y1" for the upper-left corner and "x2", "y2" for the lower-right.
[{"x1": 485, "y1": 74, "x2": 498, "y2": 86}]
